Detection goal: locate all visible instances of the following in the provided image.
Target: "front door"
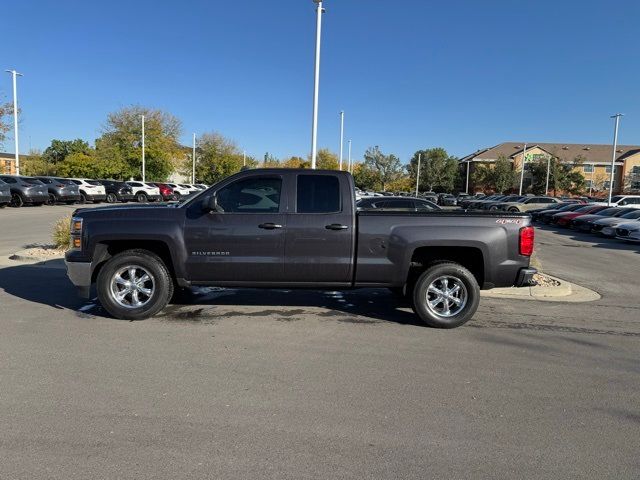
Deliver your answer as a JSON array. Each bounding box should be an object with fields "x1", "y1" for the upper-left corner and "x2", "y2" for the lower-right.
[
  {"x1": 284, "y1": 173, "x2": 354, "y2": 285},
  {"x1": 184, "y1": 174, "x2": 286, "y2": 283}
]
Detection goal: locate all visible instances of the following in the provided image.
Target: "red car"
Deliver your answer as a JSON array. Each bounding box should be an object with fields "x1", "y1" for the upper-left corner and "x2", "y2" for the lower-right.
[
  {"x1": 551, "y1": 205, "x2": 609, "y2": 227},
  {"x1": 150, "y1": 183, "x2": 177, "y2": 201}
]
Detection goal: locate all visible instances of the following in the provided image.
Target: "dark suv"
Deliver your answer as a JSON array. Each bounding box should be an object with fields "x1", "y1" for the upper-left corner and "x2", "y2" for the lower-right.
[
  {"x1": 0, "y1": 179, "x2": 11, "y2": 208},
  {"x1": 0, "y1": 175, "x2": 49, "y2": 207},
  {"x1": 97, "y1": 180, "x2": 135, "y2": 203},
  {"x1": 34, "y1": 177, "x2": 81, "y2": 205}
]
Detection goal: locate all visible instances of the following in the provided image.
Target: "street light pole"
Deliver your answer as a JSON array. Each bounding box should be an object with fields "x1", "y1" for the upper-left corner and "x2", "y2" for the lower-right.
[
  {"x1": 310, "y1": 0, "x2": 324, "y2": 169},
  {"x1": 608, "y1": 113, "x2": 623, "y2": 204},
  {"x1": 347, "y1": 139, "x2": 352, "y2": 173},
  {"x1": 5, "y1": 69, "x2": 23, "y2": 175},
  {"x1": 465, "y1": 161, "x2": 470, "y2": 194},
  {"x1": 415, "y1": 153, "x2": 422, "y2": 197},
  {"x1": 518, "y1": 144, "x2": 528, "y2": 195},
  {"x1": 339, "y1": 110, "x2": 344, "y2": 170},
  {"x1": 192, "y1": 133, "x2": 196, "y2": 184},
  {"x1": 141, "y1": 115, "x2": 146, "y2": 182},
  {"x1": 545, "y1": 156, "x2": 551, "y2": 196},
  {"x1": 243, "y1": 151, "x2": 246, "y2": 167}
]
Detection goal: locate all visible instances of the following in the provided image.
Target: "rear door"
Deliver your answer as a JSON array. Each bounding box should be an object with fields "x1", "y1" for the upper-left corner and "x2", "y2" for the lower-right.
[
  {"x1": 283, "y1": 173, "x2": 354, "y2": 285},
  {"x1": 183, "y1": 173, "x2": 287, "y2": 283}
]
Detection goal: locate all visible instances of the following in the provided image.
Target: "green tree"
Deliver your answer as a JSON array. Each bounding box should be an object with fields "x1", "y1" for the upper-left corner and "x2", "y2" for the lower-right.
[
  {"x1": 362, "y1": 146, "x2": 403, "y2": 191},
  {"x1": 472, "y1": 155, "x2": 516, "y2": 193},
  {"x1": 56, "y1": 152, "x2": 99, "y2": 178},
  {"x1": 263, "y1": 152, "x2": 280, "y2": 167},
  {"x1": 282, "y1": 156, "x2": 310, "y2": 168},
  {"x1": 42, "y1": 139, "x2": 91, "y2": 165},
  {"x1": 22, "y1": 150, "x2": 56, "y2": 176},
  {"x1": 0, "y1": 99, "x2": 16, "y2": 147},
  {"x1": 408, "y1": 148, "x2": 459, "y2": 192},
  {"x1": 96, "y1": 105, "x2": 182, "y2": 180},
  {"x1": 352, "y1": 162, "x2": 382, "y2": 191},
  {"x1": 529, "y1": 156, "x2": 585, "y2": 195}
]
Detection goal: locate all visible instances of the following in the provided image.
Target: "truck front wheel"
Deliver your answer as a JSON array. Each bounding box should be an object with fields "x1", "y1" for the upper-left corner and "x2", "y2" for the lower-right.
[
  {"x1": 97, "y1": 249, "x2": 174, "y2": 320},
  {"x1": 411, "y1": 262, "x2": 480, "y2": 328}
]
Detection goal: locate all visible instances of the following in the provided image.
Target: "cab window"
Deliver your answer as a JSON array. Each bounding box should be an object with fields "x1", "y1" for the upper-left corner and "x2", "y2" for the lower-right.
[{"x1": 217, "y1": 177, "x2": 282, "y2": 213}]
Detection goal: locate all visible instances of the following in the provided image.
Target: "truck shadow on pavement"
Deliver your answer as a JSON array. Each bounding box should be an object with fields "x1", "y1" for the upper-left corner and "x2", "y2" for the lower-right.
[{"x1": 0, "y1": 262, "x2": 423, "y2": 327}]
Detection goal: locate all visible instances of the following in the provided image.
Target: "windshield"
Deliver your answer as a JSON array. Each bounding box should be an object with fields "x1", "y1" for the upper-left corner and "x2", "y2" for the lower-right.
[
  {"x1": 21, "y1": 177, "x2": 44, "y2": 184},
  {"x1": 597, "y1": 208, "x2": 619, "y2": 216},
  {"x1": 621, "y1": 210, "x2": 640, "y2": 219},
  {"x1": 87, "y1": 180, "x2": 102, "y2": 186}
]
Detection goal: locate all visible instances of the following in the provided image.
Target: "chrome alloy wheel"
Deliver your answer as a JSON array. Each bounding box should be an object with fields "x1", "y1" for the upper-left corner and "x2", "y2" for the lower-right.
[
  {"x1": 109, "y1": 265, "x2": 155, "y2": 309},
  {"x1": 425, "y1": 276, "x2": 468, "y2": 318}
]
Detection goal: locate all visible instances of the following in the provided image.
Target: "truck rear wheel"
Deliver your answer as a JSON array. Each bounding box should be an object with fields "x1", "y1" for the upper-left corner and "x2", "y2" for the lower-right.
[
  {"x1": 97, "y1": 249, "x2": 174, "y2": 320},
  {"x1": 411, "y1": 262, "x2": 480, "y2": 328}
]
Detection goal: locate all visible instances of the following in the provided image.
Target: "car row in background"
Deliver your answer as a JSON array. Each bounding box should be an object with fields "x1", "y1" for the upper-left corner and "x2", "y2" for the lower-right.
[
  {"x1": 0, "y1": 174, "x2": 208, "y2": 208},
  {"x1": 356, "y1": 196, "x2": 441, "y2": 212},
  {"x1": 529, "y1": 200, "x2": 640, "y2": 243}
]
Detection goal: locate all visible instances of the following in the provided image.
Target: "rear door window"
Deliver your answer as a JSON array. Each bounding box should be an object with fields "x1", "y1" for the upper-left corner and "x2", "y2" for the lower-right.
[{"x1": 296, "y1": 175, "x2": 341, "y2": 213}]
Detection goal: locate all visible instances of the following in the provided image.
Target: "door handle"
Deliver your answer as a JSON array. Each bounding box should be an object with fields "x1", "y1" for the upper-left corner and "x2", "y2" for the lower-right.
[
  {"x1": 325, "y1": 224, "x2": 349, "y2": 231},
  {"x1": 259, "y1": 223, "x2": 283, "y2": 230}
]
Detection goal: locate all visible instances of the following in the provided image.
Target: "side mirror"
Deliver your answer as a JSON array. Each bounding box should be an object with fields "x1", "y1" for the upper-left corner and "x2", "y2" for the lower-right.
[{"x1": 204, "y1": 194, "x2": 219, "y2": 213}]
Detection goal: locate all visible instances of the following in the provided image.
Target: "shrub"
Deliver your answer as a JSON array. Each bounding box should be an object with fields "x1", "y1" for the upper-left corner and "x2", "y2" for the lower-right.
[{"x1": 52, "y1": 215, "x2": 72, "y2": 250}]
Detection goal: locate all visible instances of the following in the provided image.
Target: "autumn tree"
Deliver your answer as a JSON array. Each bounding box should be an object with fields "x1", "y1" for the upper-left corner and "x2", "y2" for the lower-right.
[
  {"x1": 472, "y1": 155, "x2": 516, "y2": 193},
  {"x1": 362, "y1": 146, "x2": 403, "y2": 191}
]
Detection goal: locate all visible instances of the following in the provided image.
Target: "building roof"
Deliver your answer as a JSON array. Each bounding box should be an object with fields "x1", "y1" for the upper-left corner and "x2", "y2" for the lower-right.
[{"x1": 461, "y1": 142, "x2": 640, "y2": 164}]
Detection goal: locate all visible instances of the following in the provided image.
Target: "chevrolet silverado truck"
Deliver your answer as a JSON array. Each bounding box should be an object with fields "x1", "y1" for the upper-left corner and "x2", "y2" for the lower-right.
[{"x1": 65, "y1": 169, "x2": 536, "y2": 328}]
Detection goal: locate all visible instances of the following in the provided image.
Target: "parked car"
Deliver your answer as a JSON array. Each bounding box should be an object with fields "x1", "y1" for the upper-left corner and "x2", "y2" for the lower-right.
[
  {"x1": 34, "y1": 176, "x2": 81, "y2": 205},
  {"x1": 177, "y1": 184, "x2": 202, "y2": 195},
  {"x1": 96, "y1": 180, "x2": 135, "y2": 203},
  {"x1": 615, "y1": 222, "x2": 640, "y2": 242},
  {"x1": 420, "y1": 191, "x2": 438, "y2": 203},
  {"x1": 538, "y1": 203, "x2": 588, "y2": 223},
  {"x1": 569, "y1": 207, "x2": 636, "y2": 232},
  {"x1": 356, "y1": 196, "x2": 441, "y2": 211},
  {"x1": 595, "y1": 210, "x2": 640, "y2": 236},
  {"x1": 68, "y1": 179, "x2": 107, "y2": 204},
  {"x1": 551, "y1": 205, "x2": 609, "y2": 227},
  {"x1": 0, "y1": 175, "x2": 49, "y2": 207},
  {"x1": 164, "y1": 183, "x2": 192, "y2": 197},
  {"x1": 64, "y1": 169, "x2": 536, "y2": 327},
  {"x1": 150, "y1": 183, "x2": 178, "y2": 201},
  {"x1": 496, "y1": 196, "x2": 560, "y2": 213},
  {"x1": 126, "y1": 181, "x2": 163, "y2": 203},
  {"x1": 194, "y1": 184, "x2": 208, "y2": 190},
  {"x1": 483, "y1": 195, "x2": 525, "y2": 211},
  {"x1": 438, "y1": 194, "x2": 457, "y2": 206},
  {"x1": 593, "y1": 195, "x2": 640, "y2": 208},
  {"x1": 0, "y1": 179, "x2": 11, "y2": 208},
  {"x1": 458, "y1": 193, "x2": 487, "y2": 209}
]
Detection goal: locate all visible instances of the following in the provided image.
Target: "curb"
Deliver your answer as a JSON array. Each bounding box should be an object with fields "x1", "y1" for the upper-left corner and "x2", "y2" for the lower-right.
[{"x1": 481, "y1": 274, "x2": 600, "y2": 303}]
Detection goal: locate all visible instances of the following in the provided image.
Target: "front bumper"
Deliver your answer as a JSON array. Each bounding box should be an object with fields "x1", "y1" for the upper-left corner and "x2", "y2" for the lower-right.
[
  {"x1": 515, "y1": 267, "x2": 537, "y2": 287},
  {"x1": 65, "y1": 259, "x2": 92, "y2": 298}
]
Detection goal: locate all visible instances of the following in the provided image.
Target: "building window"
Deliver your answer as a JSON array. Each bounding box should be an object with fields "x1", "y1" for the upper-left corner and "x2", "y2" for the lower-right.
[
  {"x1": 583, "y1": 164, "x2": 594, "y2": 173},
  {"x1": 605, "y1": 165, "x2": 619, "y2": 174},
  {"x1": 631, "y1": 181, "x2": 640, "y2": 190},
  {"x1": 3, "y1": 160, "x2": 11, "y2": 174},
  {"x1": 632, "y1": 166, "x2": 640, "y2": 175}
]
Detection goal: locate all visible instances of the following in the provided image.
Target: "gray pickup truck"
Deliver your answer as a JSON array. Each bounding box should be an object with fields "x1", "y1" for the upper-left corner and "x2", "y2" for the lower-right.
[{"x1": 65, "y1": 169, "x2": 536, "y2": 328}]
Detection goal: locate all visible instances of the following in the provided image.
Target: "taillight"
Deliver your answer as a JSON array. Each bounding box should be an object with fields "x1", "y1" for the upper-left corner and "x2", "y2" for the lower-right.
[{"x1": 519, "y1": 226, "x2": 534, "y2": 256}]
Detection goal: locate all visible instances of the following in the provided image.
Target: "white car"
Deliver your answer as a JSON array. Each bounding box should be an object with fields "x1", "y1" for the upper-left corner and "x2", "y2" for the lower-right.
[
  {"x1": 194, "y1": 184, "x2": 208, "y2": 190},
  {"x1": 177, "y1": 183, "x2": 202, "y2": 194},
  {"x1": 165, "y1": 183, "x2": 192, "y2": 197},
  {"x1": 126, "y1": 181, "x2": 162, "y2": 202},
  {"x1": 68, "y1": 178, "x2": 107, "y2": 204},
  {"x1": 614, "y1": 221, "x2": 640, "y2": 242},
  {"x1": 593, "y1": 195, "x2": 640, "y2": 208}
]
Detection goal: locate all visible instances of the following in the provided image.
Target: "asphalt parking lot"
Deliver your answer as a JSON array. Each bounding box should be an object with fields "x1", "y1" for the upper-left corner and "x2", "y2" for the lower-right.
[{"x1": 0, "y1": 205, "x2": 639, "y2": 479}]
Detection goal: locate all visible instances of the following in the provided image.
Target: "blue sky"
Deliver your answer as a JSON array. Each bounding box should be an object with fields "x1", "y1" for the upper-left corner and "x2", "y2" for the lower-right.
[{"x1": 2, "y1": 0, "x2": 640, "y2": 163}]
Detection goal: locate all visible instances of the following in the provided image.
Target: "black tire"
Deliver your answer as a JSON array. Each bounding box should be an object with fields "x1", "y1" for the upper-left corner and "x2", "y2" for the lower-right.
[
  {"x1": 508, "y1": 207, "x2": 520, "y2": 213},
  {"x1": 79, "y1": 193, "x2": 87, "y2": 204},
  {"x1": 46, "y1": 193, "x2": 57, "y2": 206},
  {"x1": 97, "y1": 249, "x2": 174, "y2": 320},
  {"x1": 136, "y1": 192, "x2": 148, "y2": 203},
  {"x1": 106, "y1": 192, "x2": 118, "y2": 203},
  {"x1": 10, "y1": 193, "x2": 23, "y2": 208},
  {"x1": 411, "y1": 262, "x2": 480, "y2": 329},
  {"x1": 0, "y1": 203, "x2": 6, "y2": 209}
]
